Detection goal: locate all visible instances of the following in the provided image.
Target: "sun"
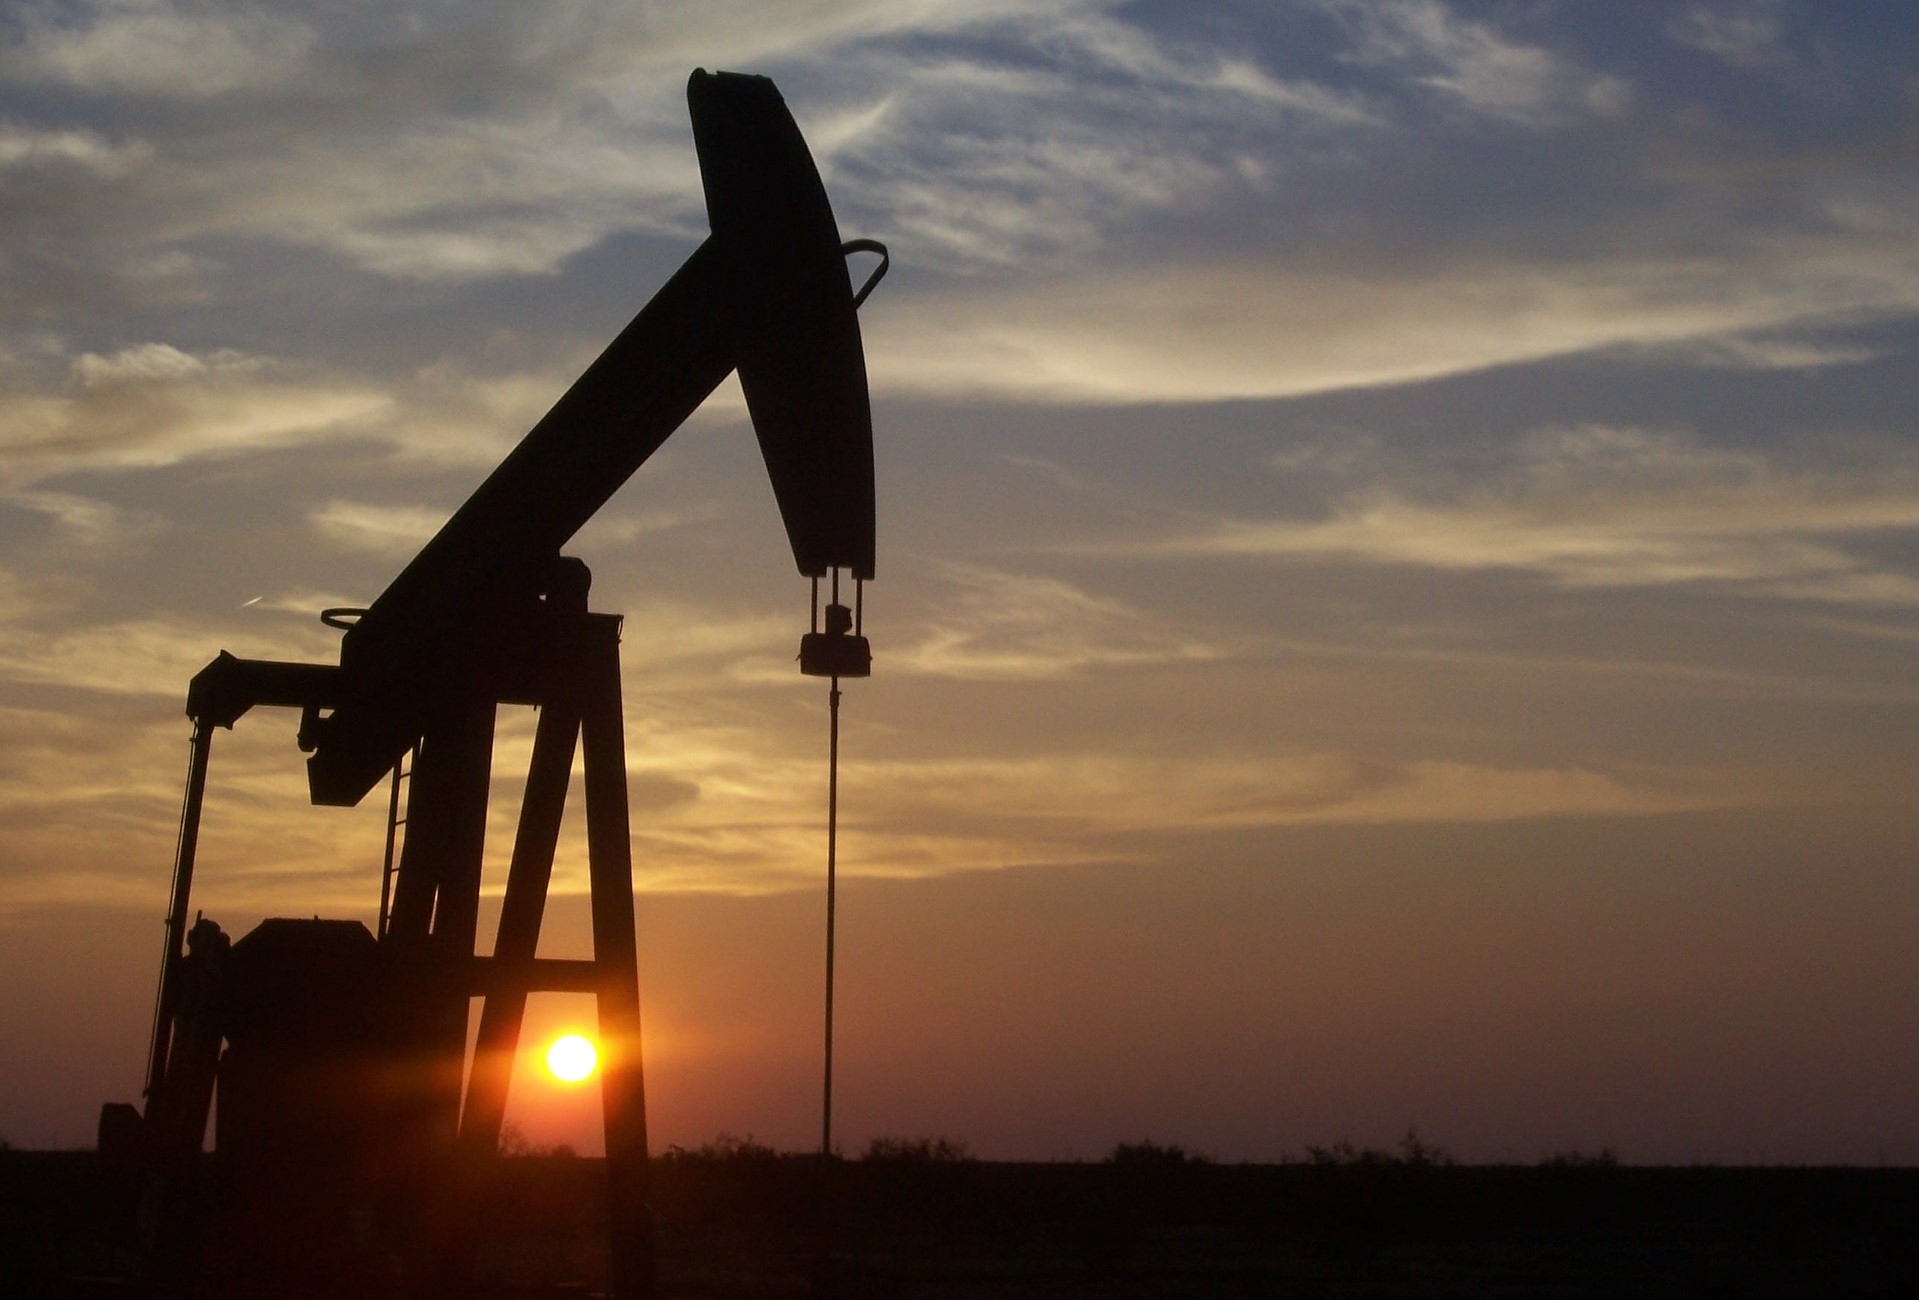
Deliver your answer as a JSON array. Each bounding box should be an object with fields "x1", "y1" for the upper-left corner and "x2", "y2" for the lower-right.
[{"x1": 544, "y1": 1033, "x2": 599, "y2": 1084}]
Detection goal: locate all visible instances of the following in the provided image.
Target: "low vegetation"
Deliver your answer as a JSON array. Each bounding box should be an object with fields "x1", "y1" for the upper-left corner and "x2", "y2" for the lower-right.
[
  {"x1": 1104, "y1": 1139, "x2": 1212, "y2": 1166},
  {"x1": 1538, "y1": 1146, "x2": 1620, "y2": 1168},
  {"x1": 862, "y1": 1135, "x2": 973, "y2": 1163},
  {"x1": 496, "y1": 1122, "x2": 576, "y2": 1158},
  {"x1": 660, "y1": 1132, "x2": 786, "y2": 1162},
  {"x1": 1303, "y1": 1128, "x2": 1457, "y2": 1167}
]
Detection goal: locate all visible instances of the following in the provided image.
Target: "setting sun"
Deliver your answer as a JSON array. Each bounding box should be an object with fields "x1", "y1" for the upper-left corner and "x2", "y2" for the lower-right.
[{"x1": 544, "y1": 1033, "x2": 598, "y2": 1084}]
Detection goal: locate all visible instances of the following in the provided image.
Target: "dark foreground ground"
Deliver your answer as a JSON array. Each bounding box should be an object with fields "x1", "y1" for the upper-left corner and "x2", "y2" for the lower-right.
[{"x1": 6, "y1": 1148, "x2": 1918, "y2": 1298}]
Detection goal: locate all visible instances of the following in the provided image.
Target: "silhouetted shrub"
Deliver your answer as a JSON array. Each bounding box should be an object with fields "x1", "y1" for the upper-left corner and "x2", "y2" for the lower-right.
[
  {"x1": 661, "y1": 1132, "x2": 787, "y2": 1162},
  {"x1": 1539, "y1": 1146, "x2": 1620, "y2": 1168},
  {"x1": 1105, "y1": 1139, "x2": 1212, "y2": 1166},
  {"x1": 1305, "y1": 1128, "x2": 1455, "y2": 1168},
  {"x1": 496, "y1": 1122, "x2": 578, "y2": 1157},
  {"x1": 862, "y1": 1135, "x2": 973, "y2": 1163},
  {"x1": 1395, "y1": 1129, "x2": 1455, "y2": 1167}
]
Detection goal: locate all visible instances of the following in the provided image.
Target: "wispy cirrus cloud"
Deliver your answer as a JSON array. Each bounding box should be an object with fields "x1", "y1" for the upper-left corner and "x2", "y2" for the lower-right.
[
  {"x1": 888, "y1": 564, "x2": 1222, "y2": 680},
  {"x1": 0, "y1": 343, "x2": 390, "y2": 485},
  {"x1": 854, "y1": 748, "x2": 1741, "y2": 840},
  {"x1": 1318, "y1": 0, "x2": 1631, "y2": 125},
  {"x1": 4, "y1": 1, "x2": 1902, "y2": 419},
  {"x1": 0, "y1": 122, "x2": 151, "y2": 175},
  {"x1": 0, "y1": 336, "x2": 647, "y2": 495},
  {"x1": 1666, "y1": 1, "x2": 1791, "y2": 69},
  {"x1": 0, "y1": 0, "x2": 1377, "y2": 286},
  {"x1": 1143, "y1": 424, "x2": 1919, "y2": 605},
  {"x1": 307, "y1": 500, "x2": 448, "y2": 555},
  {"x1": 0, "y1": 612, "x2": 343, "y2": 699},
  {"x1": 1, "y1": 489, "x2": 164, "y2": 545},
  {"x1": 812, "y1": 8, "x2": 1378, "y2": 269},
  {"x1": 868, "y1": 222, "x2": 1919, "y2": 402},
  {"x1": 3, "y1": 1, "x2": 315, "y2": 97}
]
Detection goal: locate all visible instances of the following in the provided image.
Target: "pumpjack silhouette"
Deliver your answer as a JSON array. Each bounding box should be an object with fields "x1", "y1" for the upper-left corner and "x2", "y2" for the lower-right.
[{"x1": 99, "y1": 69, "x2": 881, "y2": 1300}]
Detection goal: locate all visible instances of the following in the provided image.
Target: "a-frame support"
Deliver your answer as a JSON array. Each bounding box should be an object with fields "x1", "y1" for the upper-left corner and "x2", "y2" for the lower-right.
[{"x1": 385, "y1": 606, "x2": 654, "y2": 1300}]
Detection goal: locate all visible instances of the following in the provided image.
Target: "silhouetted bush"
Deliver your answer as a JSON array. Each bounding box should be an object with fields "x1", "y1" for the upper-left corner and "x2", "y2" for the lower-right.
[
  {"x1": 1104, "y1": 1139, "x2": 1212, "y2": 1166},
  {"x1": 497, "y1": 1122, "x2": 577, "y2": 1158},
  {"x1": 1305, "y1": 1128, "x2": 1456, "y2": 1168},
  {"x1": 1539, "y1": 1146, "x2": 1620, "y2": 1168},
  {"x1": 660, "y1": 1132, "x2": 788, "y2": 1163},
  {"x1": 862, "y1": 1135, "x2": 973, "y2": 1163}
]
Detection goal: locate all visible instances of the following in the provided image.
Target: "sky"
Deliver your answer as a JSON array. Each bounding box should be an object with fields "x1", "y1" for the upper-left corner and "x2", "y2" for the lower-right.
[{"x1": 3, "y1": 0, "x2": 1919, "y2": 1164}]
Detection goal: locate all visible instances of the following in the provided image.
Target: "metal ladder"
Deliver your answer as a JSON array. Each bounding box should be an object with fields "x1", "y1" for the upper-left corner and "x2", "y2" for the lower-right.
[{"x1": 377, "y1": 743, "x2": 419, "y2": 939}]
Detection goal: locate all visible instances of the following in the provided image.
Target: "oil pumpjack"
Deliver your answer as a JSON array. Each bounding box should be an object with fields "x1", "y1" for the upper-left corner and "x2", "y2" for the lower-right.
[{"x1": 99, "y1": 70, "x2": 880, "y2": 1300}]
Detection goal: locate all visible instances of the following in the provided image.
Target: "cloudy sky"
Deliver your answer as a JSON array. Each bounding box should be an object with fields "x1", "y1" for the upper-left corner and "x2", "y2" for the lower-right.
[{"x1": 5, "y1": 0, "x2": 1919, "y2": 1163}]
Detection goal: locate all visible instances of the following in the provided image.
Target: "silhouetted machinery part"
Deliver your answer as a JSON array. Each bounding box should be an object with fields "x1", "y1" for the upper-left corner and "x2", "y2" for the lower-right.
[{"x1": 102, "y1": 68, "x2": 882, "y2": 1300}]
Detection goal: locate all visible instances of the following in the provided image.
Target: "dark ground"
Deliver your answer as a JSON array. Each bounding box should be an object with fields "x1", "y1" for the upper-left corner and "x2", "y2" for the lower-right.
[{"x1": 7, "y1": 1147, "x2": 1919, "y2": 1298}]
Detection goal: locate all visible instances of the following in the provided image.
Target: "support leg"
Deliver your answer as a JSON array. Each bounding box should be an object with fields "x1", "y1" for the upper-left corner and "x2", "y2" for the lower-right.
[
  {"x1": 580, "y1": 620, "x2": 654, "y2": 1300},
  {"x1": 383, "y1": 702, "x2": 496, "y2": 1294},
  {"x1": 407, "y1": 703, "x2": 498, "y2": 1144},
  {"x1": 460, "y1": 697, "x2": 581, "y2": 1153}
]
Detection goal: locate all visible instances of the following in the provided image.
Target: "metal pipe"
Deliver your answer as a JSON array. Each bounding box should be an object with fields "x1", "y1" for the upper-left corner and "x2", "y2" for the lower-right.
[
  {"x1": 146, "y1": 721, "x2": 213, "y2": 1099},
  {"x1": 821, "y1": 678, "x2": 841, "y2": 1158}
]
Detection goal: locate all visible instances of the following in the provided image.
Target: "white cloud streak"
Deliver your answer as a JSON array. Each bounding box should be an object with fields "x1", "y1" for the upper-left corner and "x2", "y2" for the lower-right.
[
  {"x1": 0, "y1": 0, "x2": 1378, "y2": 284},
  {"x1": 1147, "y1": 425, "x2": 1919, "y2": 605},
  {"x1": 5, "y1": 1, "x2": 315, "y2": 97},
  {"x1": 1666, "y1": 2, "x2": 1791, "y2": 69},
  {"x1": 3, "y1": 489, "x2": 162, "y2": 544},
  {"x1": 1320, "y1": 0, "x2": 1631, "y2": 125},
  {"x1": 0, "y1": 122, "x2": 151, "y2": 174},
  {"x1": 869, "y1": 223, "x2": 1919, "y2": 403},
  {"x1": 889, "y1": 564, "x2": 1222, "y2": 680},
  {"x1": 855, "y1": 748, "x2": 1742, "y2": 841},
  {"x1": 0, "y1": 343, "x2": 390, "y2": 485},
  {"x1": 307, "y1": 500, "x2": 449, "y2": 555}
]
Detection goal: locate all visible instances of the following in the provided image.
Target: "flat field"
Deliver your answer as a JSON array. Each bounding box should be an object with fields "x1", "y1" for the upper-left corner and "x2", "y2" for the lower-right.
[{"x1": 7, "y1": 1149, "x2": 1918, "y2": 1297}]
